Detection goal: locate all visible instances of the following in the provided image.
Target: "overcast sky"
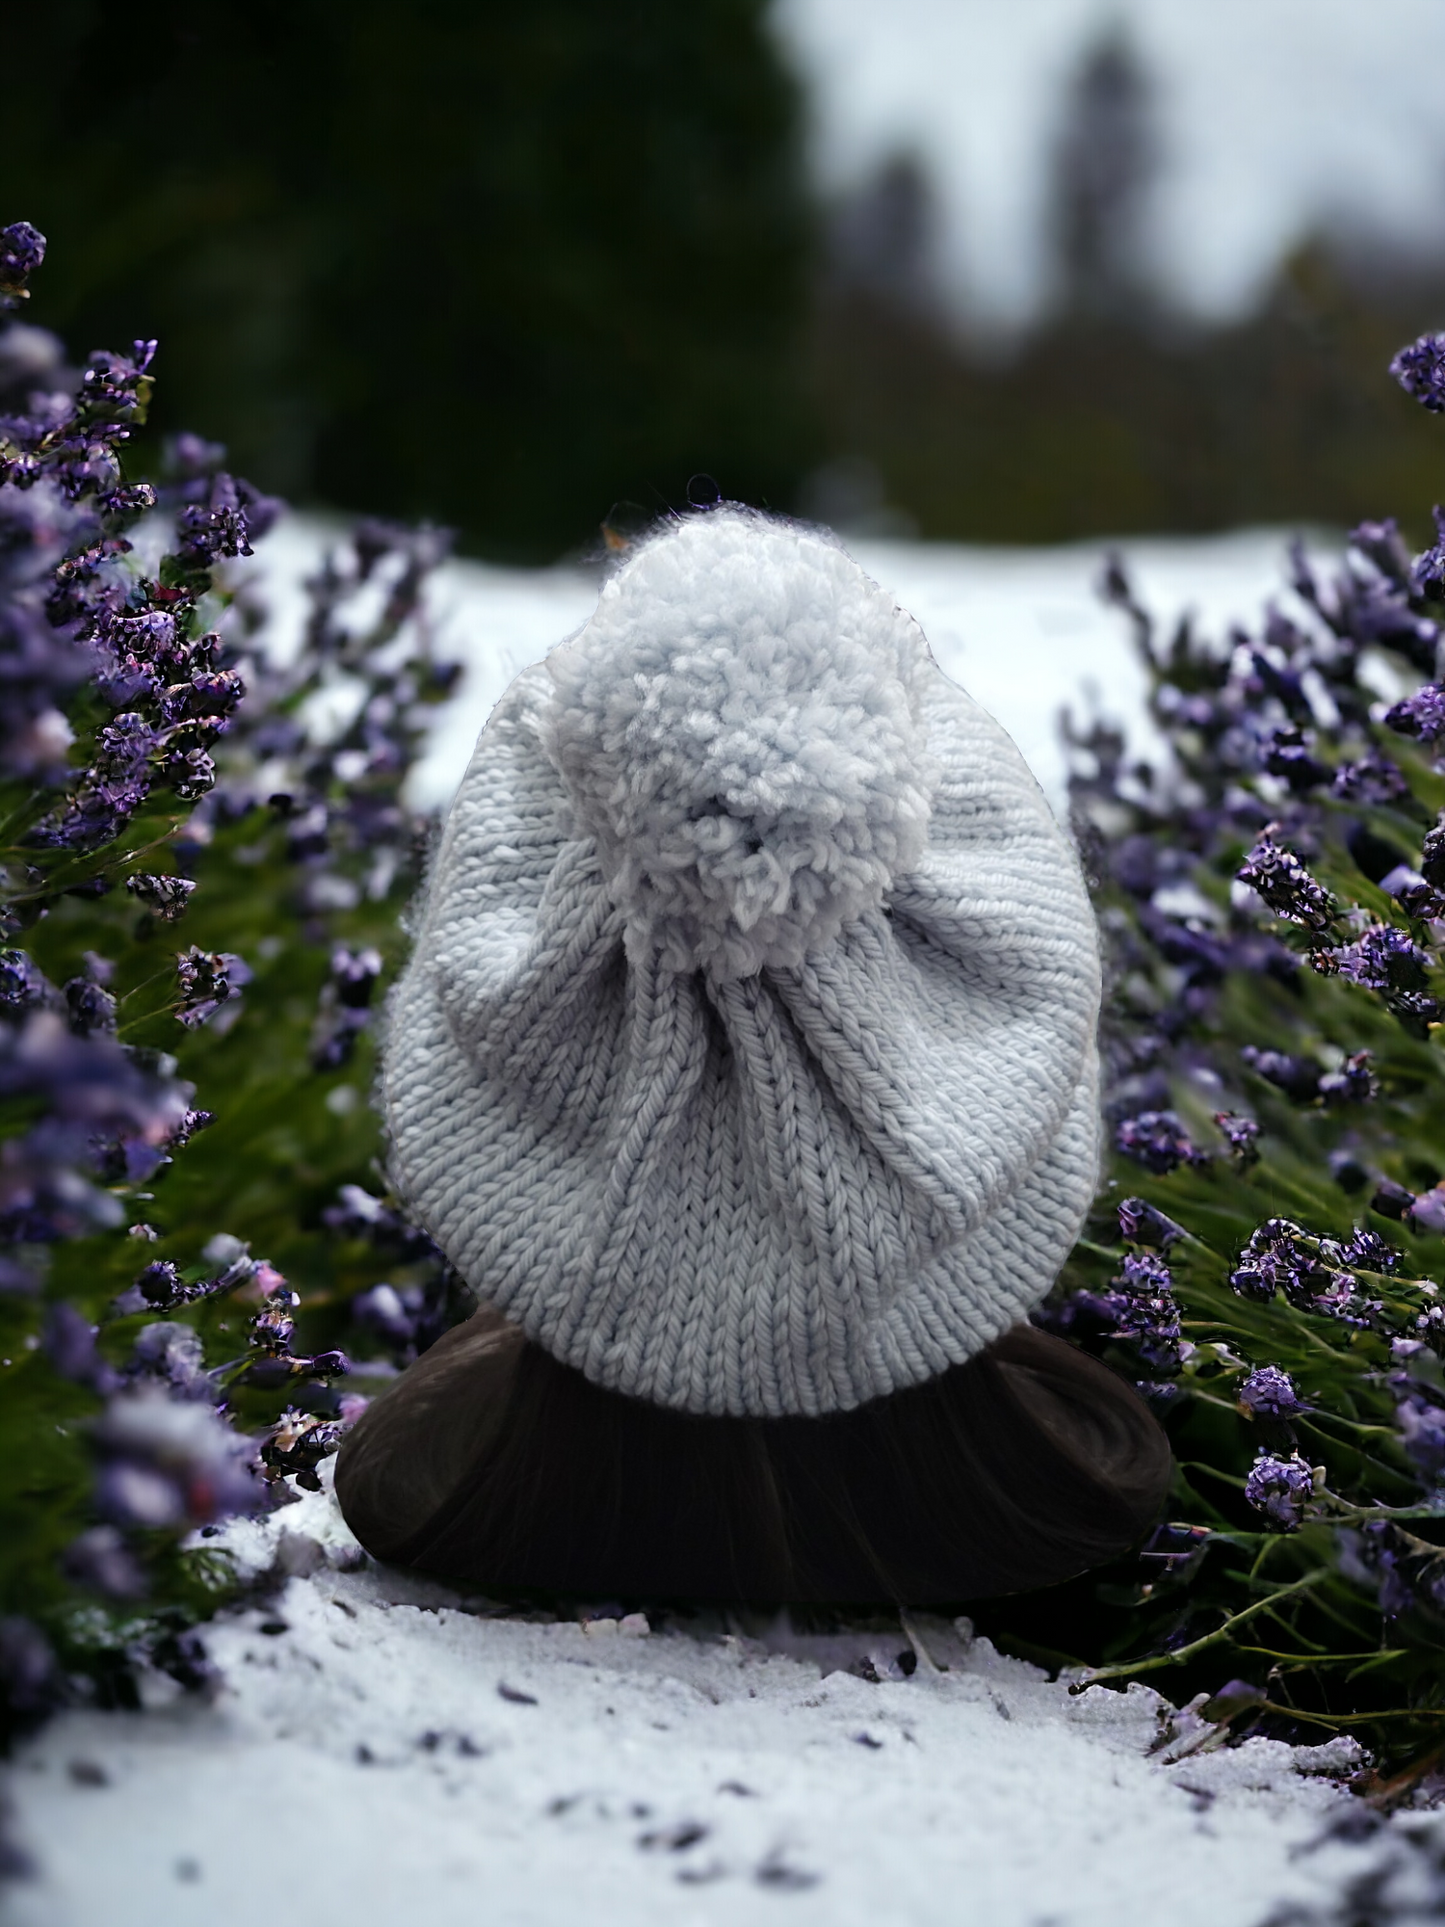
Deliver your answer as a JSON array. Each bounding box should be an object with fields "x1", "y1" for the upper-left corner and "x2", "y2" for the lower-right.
[{"x1": 776, "y1": 0, "x2": 1445, "y2": 329}]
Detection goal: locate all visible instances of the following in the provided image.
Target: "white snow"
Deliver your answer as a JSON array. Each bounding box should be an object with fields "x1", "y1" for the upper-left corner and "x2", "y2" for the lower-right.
[
  {"x1": 245, "y1": 514, "x2": 1330, "y2": 817},
  {"x1": 8, "y1": 525, "x2": 1426, "y2": 1926},
  {"x1": 2, "y1": 1475, "x2": 1388, "y2": 1927}
]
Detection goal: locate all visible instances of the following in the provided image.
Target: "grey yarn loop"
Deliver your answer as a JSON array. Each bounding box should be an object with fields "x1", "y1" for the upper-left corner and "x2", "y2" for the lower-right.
[{"x1": 384, "y1": 510, "x2": 1103, "y2": 1416}]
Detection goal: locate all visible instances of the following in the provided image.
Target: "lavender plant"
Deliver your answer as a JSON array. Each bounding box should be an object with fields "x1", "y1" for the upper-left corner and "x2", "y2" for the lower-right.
[
  {"x1": 1024, "y1": 329, "x2": 1445, "y2": 1786},
  {"x1": 0, "y1": 224, "x2": 464, "y2": 1742}
]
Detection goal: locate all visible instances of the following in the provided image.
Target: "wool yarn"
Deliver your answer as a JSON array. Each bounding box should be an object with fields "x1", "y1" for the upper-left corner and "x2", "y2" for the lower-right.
[{"x1": 384, "y1": 509, "x2": 1102, "y2": 1417}]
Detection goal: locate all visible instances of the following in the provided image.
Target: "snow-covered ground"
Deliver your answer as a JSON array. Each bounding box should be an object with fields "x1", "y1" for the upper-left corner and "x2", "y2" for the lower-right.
[
  {"x1": 11, "y1": 524, "x2": 1435, "y2": 1927},
  {"x1": 2, "y1": 1473, "x2": 1388, "y2": 1927}
]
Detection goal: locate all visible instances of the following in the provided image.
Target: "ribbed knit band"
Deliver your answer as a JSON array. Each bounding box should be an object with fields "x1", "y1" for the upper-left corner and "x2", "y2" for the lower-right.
[{"x1": 383, "y1": 510, "x2": 1102, "y2": 1416}]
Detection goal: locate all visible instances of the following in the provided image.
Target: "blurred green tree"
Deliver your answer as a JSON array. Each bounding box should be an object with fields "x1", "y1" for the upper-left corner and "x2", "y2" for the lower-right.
[{"x1": 4, "y1": 0, "x2": 817, "y2": 559}]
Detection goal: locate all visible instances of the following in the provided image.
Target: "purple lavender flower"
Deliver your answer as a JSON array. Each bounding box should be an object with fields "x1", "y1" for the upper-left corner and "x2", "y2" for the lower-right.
[
  {"x1": 0, "y1": 222, "x2": 45, "y2": 307},
  {"x1": 1106, "y1": 1251, "x2": 1184, "y2": 1374},
  {"x1": 1372, "y1": 1178, "x2": 1417, "y2": 1222},
  {"x1": 1229, "y1": 1219, "x2": 1332, "y2": 1306},
  {"x1": 1240, "y1": 1046, "x2": 1321, "y2": 1102},
  {"x1": 351, "y1": 1281, "x2": 423, "y2": 1350},
  {"x1": 124, "y1": 874, "x2": 196, "y2": 921},
  {"x1": 174, "y1": 947, "x2": 251, "y2": 1028},
  {"x1": 1238, "y1": 1365, "x2": 1307, "y2": 1420},
  {"x1": 1385, "y1": 683, "x2": 1445, "y2": 741},
  {"x1": 1407, "y1": 1186, "x2": 1445, "y2": 1236},
  {"x1": 1350, "y1": 517, "x2": 1415, "y2": 588},
  {"x1": 1117, "y1": 1196, "x2": 1184, "y2": 1249},
  {"x1": 1338, "y1": 1228, "x2": 1399, "y2": 1272},
  {"x1": 1261, "y1": 724, "x2": 1327, "y2": 792},
  {"x1": 1391, "y1": 332, "x2": 1445, "y2": 412},
  {"x1": 61, "y1": 1526, "x2": 145, "y2": 1599},
  {"x1": 1331, "y1": 927, "x2": 1427, "y2": 994},
  {"x1": 1115, "y1": 1110, "x2": 1202, "y2": 1174},
  {"x1": 1214, "y1": 1111, "x2": 1260, "y2": 1165},
  {"x1": 311, "y1": 945, "x2": 384, "y2": 1069},
  {"x1": 0, "y1": 952, "x2": 55, "y2": 1018},
  {"x1": 1331, "y1": 751, "x2": 1408, "y2": 804},
  {"x1": 126, "y1": 1321, "x2": 210, "y2": 1399},
  {"x1": 43, "y1": 1302, "x2": 113, "y2": 1389},
  {"x1": 1316, "y1": 1051, "x2": 1377, "y2": 1106},
  {"x1": 94, "y1": 1390, "x2": 263, "y2": 1528},
  {"x1": 1244, "y1": 1451, "x2": 1316, "y2": 1530},
  {"x1": 259, "y1": 1408, "x2": 346, "y2": 1493},
  {"x1": 1395, "y1": 1392, "x2": 1445, "y2": 1486},
  {"x1": 1236, "y1": 833, "x2": 1335, "y2": 933}
]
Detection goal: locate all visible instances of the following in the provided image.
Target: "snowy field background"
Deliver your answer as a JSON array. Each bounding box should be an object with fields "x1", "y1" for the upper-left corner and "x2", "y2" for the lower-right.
[{"x1": 10, "y1": 523, "x2": 1439, "y2": 1927}]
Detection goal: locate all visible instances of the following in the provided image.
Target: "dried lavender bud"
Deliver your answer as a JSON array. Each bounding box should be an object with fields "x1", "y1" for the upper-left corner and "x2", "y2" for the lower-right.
[
  {"x1": 1117, "y1": 1197, "x2": 1184, "y2": 1249},
  {"x1": 1244, "y1": 1451, "x2": 1316, "y2": 1530},
  {"x1": 1391, "y1": 332, "x2": 1445, "y2": 412},
  {"x1": 125, "y1": 874, "x2": 196, "y2": 921},
  {"x1": 1115, "y1": 1110, "x2": 1202, "y2": 1175},
  {"x1": 1214, "y1": 1112, "x2": 1260, "y2": 1165},
  {"x1": 1236, "y1": 833, "x2": 1335, "y2": 933},
  {"x1": 1239, "y1": 1365, "x2": 1307, "y2": 1420}
]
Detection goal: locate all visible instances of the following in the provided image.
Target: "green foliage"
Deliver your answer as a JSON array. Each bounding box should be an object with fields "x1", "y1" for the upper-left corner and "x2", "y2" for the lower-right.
[
  {"x1": 979, "y1": 531, "x2": 1445, "y2": 1786},
  {"x1": 2, "y1": 0, "x2": 817, "y2": 560}
]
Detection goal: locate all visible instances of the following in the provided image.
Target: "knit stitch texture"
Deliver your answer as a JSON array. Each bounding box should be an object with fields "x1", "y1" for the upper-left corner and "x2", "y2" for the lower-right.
[{"x1": 384, "y1": 509, "x2": 1102, "y2": 1416}]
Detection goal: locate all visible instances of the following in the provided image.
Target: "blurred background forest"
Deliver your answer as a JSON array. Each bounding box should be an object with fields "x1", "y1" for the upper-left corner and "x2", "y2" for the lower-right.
[{"x1": 8, "y1": 0, "x2": 1445, "y2": 561}]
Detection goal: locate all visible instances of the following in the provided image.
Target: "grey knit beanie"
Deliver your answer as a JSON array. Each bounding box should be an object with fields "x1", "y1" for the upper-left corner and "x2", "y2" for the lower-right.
[{"x1": 383, "y1": 509, "x2": 1102, "y2": 1417}]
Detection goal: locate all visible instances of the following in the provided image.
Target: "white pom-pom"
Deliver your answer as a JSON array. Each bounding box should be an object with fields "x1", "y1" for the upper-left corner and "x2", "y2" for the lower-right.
[{"x1": 542, "y1": 509, "x2": 938, "y2": 979}]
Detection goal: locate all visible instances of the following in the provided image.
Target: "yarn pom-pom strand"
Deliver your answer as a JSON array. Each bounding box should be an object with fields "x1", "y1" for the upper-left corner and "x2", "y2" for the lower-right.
[{"x1": 542, "y1": 509, "x2": 938, "y2": 980}]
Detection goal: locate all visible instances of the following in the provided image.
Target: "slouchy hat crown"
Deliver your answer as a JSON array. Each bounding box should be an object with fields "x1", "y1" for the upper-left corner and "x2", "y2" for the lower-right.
[{"x1": 384, "y1": 509, "x2": 1102, "y2": 1417}]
